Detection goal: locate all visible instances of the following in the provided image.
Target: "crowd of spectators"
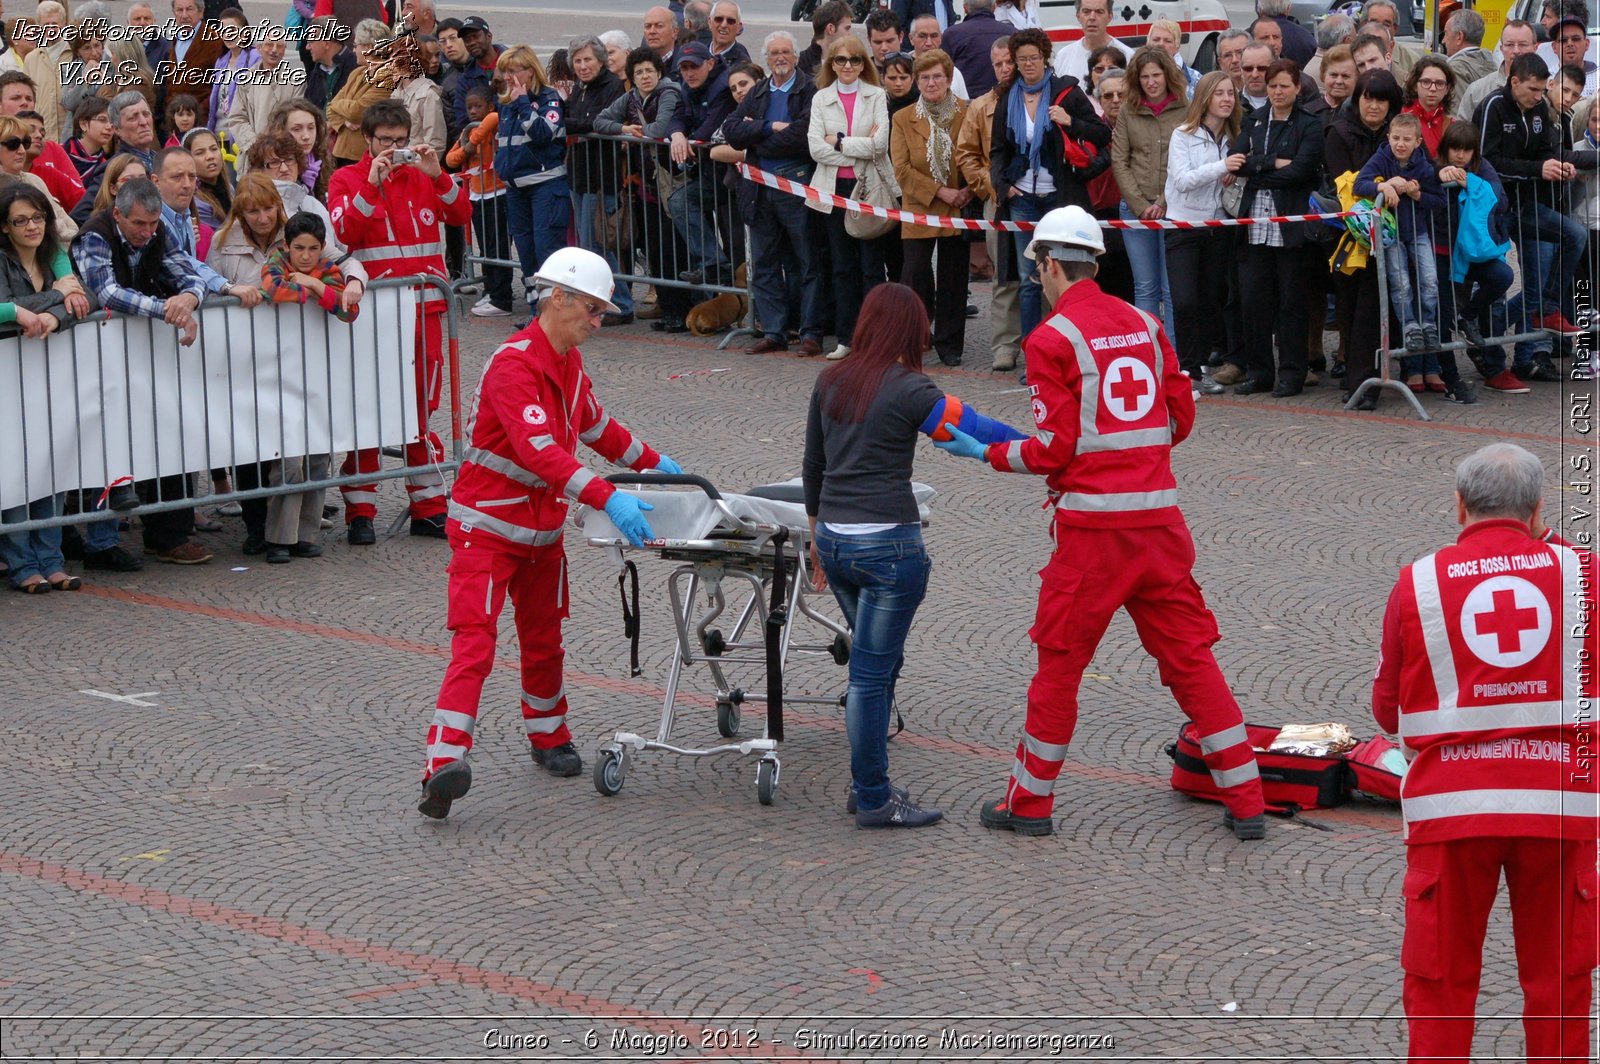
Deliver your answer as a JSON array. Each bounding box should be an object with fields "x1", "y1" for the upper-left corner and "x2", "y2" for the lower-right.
[{"x1": 0, "y1": 0, "x2": 1596, "y2": 594}]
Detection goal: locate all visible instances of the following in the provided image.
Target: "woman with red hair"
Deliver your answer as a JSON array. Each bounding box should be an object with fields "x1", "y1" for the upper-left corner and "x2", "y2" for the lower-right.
[{"x1": 803, "y1": 282, "x2": 1026, "y2": 830}]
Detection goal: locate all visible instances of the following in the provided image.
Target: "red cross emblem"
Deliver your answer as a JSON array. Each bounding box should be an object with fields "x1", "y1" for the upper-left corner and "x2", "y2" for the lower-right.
[
  {"x1": 1458, "y1": 575, "x2": 1551, "y2": 669},
  {"x1": 1473, "y1": 588, "x2": 1541, "y2": 655},
  {"x1": 1101, "y1": 357, "x2": 1156, "y2": 422}
]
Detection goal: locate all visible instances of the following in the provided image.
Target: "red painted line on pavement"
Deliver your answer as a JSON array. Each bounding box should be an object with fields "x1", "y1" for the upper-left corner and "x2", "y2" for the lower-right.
[
  {"x1": 78, "y1": 585, "x2": 1400, "y2": 835},
  {"x1": 0, "y1": 850, "x2": 829, "y2": 1061}
]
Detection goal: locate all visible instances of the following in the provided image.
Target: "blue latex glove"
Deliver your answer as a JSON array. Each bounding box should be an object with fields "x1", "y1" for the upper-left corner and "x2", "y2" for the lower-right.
[
  {"x1": 933, "y1": 422, "x2": 987, "y2": 461},
  {"x1": 654, "y1": 454, "x2": 683, "y2": 475},
  {"x1": 603, "y1": 491, "x2": 656, "y2": 547}
]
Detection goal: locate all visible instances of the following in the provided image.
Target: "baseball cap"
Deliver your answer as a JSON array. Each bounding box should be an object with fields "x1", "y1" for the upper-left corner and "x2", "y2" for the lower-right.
[
  {"x1": 677, "y1": 41, "x2": 712, "y2": 66},
  {"x1": 1553, "y1": 14, "x2": 1588, "y2": 36},
  {"x1": 460, "y1": 15, "x2": 490, "y2": 33}
]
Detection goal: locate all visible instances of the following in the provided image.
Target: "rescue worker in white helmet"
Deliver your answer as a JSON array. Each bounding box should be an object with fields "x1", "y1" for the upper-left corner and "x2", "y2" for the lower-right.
[
  {"x1": 935, "y1": 205, "x2": 1268, "y2": 839},
  {"x1": 417, "y1": 247, "x2": 683, "y2": 820}
]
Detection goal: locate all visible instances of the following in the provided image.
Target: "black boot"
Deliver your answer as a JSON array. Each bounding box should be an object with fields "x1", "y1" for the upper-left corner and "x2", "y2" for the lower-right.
[
  {"x1": 417, "y1": 760, "x2": 471, "y2": 819},
  {"x1": 530, "y1": 742, "x2": 583, "y2": 777}
]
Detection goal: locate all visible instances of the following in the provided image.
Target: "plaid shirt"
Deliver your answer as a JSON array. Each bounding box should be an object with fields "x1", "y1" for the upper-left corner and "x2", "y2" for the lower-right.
[
  {"x1": 71, "y1": 224, "x2": 207, "y2": 319},
  {"x1": 260, "y1": 247, "x2": 358, "y2": 323},
  {"x1": 1247, "y1": 188, "x2": 1284, "y2": 248}
]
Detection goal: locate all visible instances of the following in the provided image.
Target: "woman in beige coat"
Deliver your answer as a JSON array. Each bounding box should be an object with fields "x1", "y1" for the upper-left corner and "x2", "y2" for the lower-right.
[
  {"x1": 891, "y1": 49, "x2": 969, "y2": 366},
  {"x1": 1110, "y1": 46, "x2": 1187, "y2": 338},
  {"x1": 807, "y1": 34, "x2": 891, "y2": 361}
]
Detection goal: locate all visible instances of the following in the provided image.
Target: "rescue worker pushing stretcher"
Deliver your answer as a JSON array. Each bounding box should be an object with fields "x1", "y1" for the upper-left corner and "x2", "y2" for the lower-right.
[
  {"x1": 936, "y1": 205, "x2": 1268, "y2": 840},
  {"x1": 417, "y1": 247, "x2": 681, "y2": 820}
]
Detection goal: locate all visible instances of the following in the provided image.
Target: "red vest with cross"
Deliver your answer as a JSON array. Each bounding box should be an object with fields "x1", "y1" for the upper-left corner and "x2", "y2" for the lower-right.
[
  {"x1": 1373, "y1": 520, "x2": 1599, "y2": 845},
  {"x1": 984, "y1": 280, "x2": 1196, "y2": 528}
]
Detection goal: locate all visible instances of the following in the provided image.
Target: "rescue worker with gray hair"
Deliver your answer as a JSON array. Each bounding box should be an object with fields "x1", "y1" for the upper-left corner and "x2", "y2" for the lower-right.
[
  {"x1": 417, "y1": 247, "x2": 682, "y2": 820},
  {"x1": 1372, "y1": 442, "x2": 1598, "y2": 1063},
  {"x1": 935, "y1": 205, "x2": 1266, "y2": 839}
]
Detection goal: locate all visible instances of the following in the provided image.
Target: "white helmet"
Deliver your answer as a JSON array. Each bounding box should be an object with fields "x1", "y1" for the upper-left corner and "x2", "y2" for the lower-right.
[
  {"x1": 1024, "y1": 205, "x2": 1106, "y2": 263},
  {"x1": 530, "y1": 247, "x2": 620, "y2": 315}
]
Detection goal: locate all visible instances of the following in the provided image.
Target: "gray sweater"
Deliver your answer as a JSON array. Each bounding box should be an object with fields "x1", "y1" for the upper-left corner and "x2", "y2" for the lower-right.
[{"x1": 803, "y1": 365, "x2": 943, "y2": 525}]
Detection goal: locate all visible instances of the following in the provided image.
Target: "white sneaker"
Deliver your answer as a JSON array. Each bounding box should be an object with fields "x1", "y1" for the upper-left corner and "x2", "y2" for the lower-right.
[
  {"x1": 471, "y1": 294, "x2": 492, "y2": 309},
  {"x1": 471, "y1": 301, "x2": 512, "y2": 318},
  {"x1": 825, "y1": 344, "x2": 849, "y2": 361}
]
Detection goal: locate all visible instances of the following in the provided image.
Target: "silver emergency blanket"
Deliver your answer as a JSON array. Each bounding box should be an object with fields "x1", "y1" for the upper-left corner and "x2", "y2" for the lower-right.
[
  {"x1": 1264, "y1": 722, "x2": 1358, "y2": 757},
  {"x1": 578, "y1": 478, "x2": 936, "y2": 543}
]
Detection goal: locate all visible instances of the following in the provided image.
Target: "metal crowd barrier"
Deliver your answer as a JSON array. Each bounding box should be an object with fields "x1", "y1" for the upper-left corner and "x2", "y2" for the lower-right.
[
  {"x1": 1356, "y1": 182, "x2": 1576, "y2": 421},
  {"x1": 0, "y1": 274, "x2": 461, "y2": 536},
  {"x1": 457, "y1": 132, "x2": 759, "y2": 350}
]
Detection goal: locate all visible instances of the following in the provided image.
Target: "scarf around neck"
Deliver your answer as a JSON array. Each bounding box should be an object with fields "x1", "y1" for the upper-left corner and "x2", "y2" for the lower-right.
[
  {"x1": 916, "y1": 91, "x2": 959, "y2": 185},
  {"x1": 1006, "y1": 71, "x2": 1051, "y2": 176}
]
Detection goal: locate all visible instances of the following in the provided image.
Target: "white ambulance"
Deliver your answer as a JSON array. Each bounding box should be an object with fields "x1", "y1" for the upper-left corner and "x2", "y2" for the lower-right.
[{"x1": 1037, "y1": 0, "x2": 1235, "y2": 70}]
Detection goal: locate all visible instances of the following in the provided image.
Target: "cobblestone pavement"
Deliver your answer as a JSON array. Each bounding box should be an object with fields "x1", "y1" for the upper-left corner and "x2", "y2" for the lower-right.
[{"x1": 1, "y1": 283, "x2": 1594, "y2": 1062}]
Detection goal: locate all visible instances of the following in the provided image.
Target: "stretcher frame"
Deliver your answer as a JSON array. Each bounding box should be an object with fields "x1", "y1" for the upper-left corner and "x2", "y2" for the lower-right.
[{"x1": 584, "y1": 473, "x2": 852, "y2": 805}]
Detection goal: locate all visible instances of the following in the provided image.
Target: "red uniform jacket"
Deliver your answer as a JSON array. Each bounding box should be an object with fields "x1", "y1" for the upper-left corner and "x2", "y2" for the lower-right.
[
  {"x1": 326, "y1": 154, "x2": 469, "y2": 310},
  {"x1": 982, "y1": 279, "x2": 1194, "y2": 528},
  {"x1": 1374, "y1": 520, "x2": 1598, "y2": 844},
  {"x1": 30, "y1": 143, "x2": 83, "y2": 211},
  {"x1": 447, "y1": 321, "x2": 660, "y2": 554}
]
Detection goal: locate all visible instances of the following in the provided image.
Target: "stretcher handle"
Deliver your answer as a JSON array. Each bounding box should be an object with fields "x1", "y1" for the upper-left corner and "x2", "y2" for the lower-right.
[{"x1": 605, "y1": 472, "x2": 723, "y2": 499}]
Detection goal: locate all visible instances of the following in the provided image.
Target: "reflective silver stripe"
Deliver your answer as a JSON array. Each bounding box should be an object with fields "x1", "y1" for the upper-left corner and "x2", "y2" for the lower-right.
[
  {"x1": 1036, "y1": 429, "x2": 1054, "y2": 448},
  {"x1": 1057, "y1": 489, "x2": 1178, "y2": 512},
  {"x1": 409, "y1": 484, "x2": 448, "y2": 501},
  {"x1": 579, "y1": 411, "x2": 613, "y2": 444},
  {"x1": 431, "y1": 709, "x2": 476, "y2": 734},
  {"x1": 1002, "y1": 439, "x2": 1028, "y2": 473},
  {"x1": 1408, "y1": 554, "x2": 1459, "y2": 733},
  {"x1": 352, "y1": 241, "x2": 446, "y2": 262},
  {"x1": 529, "y1": 435, "x2": 557, "y2": 450},
  {"x1": 426, "y1": 739, "x2": 468, "y2": 761},
  {"x1": 619, "y1": 439, "x2": 644, "y2": 466},
  {"x1": 1046, "y1": 313, "x2": 1173, "y2": 455},
  {"x1": 1010, "y1": 756, "x2": 1057, "y2": 797},
  {"x1": 474, "y1": 496, "x2": 528, "y2": 508},
  {"x1": 522, "y1": 686, "x2": 567, "y2": 712},
  {"x1": 438, "y1": 180, "x2": 460, "y2": 205},
  {"x1": 447, "y1": 500, "x2": 563, "y2": 545},
  {"x1": 352, "y1": 194, "x2": 376, "y2": 217},
  {"x1": 525, "y1": 714, "x2": 566, "y2": 735},
  {"x1": 1404, "y1": 700, "x2": 1573, "y2": 739},
  {"x1": 1022, "y1": 732, "x2": 1069, "y2": 763},
  {"x1": 464, "y1": 447, "x2": 546, "y2": 487},
  {"x1": 1199, "y1": 723, "x2": 1249, "y2": 755},
  {"x1": 504, "y1": 133, "x2": 531, "y2": 146},
  {"x1": 1209, "y1": 761, "x2": 1260, "y2": 789},
  {"x1": 562, "y1": 467, "x2": 599, "y2": 502},
  {"x1": 1404, "y1": 788, "x2": 1600, "y2": 823}
]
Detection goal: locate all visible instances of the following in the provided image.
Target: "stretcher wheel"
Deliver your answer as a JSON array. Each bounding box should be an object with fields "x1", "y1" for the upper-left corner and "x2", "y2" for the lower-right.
[
  {"x1": 716, "y1": 699, "x2": 740, "y2": 738},
  {"x1": 594, "y1": 749, "x2": 625, "y2": 797},
  {"x1": 704, "y1": 629, "x2": 726, "y2": 657},
  {"x1": 756, "y1": 757, "x2": 779, "y2": 805},
  {"x1": 829, "y1": 633, "x2": 850, "y2": 666}
]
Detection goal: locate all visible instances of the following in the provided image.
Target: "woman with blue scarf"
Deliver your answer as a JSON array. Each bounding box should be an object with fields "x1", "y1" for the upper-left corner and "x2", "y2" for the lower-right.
[{"x1": 988, "y1": 28, "x2": 1110, "y2": 343}]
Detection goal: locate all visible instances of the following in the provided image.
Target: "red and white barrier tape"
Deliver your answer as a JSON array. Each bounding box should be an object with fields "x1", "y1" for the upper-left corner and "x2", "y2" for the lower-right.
[{"x1": 736, "y1": 163, "x2": 1363, "y2": 232}]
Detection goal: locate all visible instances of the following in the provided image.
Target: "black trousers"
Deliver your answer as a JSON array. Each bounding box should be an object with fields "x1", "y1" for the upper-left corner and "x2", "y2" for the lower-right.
[
  {"x1": 902, "y1": 234, "x2": 969, "y2": 365},
  {"x1": 823, "y1": 177, "x2": 887, "y2": 346},
  {"x1": 1165, "y1": 228, "x2": 1231, "y2": 378},
  {"x1": 1238, "y1": 241, "x2": 1315, "y2": 384},
  {"x1": 1334, "y1": 263, "x2": 1387, "y2": 391},
  {"x1": 138, "y1": 474, "x2": 195, "y2": 552}
]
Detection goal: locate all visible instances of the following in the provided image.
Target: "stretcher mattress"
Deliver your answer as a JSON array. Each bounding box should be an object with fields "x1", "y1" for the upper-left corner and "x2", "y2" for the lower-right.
[{"x1": 579, "y1": 478, "x2": 936, "y2": 544}]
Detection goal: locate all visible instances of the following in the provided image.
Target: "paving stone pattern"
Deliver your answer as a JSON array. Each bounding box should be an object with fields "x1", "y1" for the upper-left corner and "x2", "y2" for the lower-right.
[{"x1": 0, "y1": 290, "x2": 1593, "y2": 1061}]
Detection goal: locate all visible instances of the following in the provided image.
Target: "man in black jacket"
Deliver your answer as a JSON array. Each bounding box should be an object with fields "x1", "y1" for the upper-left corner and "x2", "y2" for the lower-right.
[
  {"x1": 666, "y1": 42, "x2": 736, "y2": 286},
  {"x1": 942, "y1": 0, "x2": 1011, "y2": 98},
  {"x1": 1475, "y1": 51, "x2": 1585, "y2": 381},
  {"x1": 726, "y1": 31, "x2": 824, "y2": 356}
]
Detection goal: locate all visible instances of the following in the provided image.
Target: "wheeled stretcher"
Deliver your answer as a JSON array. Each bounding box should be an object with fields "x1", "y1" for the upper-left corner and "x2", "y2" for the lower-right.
[{"x1": 580, "y1": 473, "x2": 934, "y2": 805}]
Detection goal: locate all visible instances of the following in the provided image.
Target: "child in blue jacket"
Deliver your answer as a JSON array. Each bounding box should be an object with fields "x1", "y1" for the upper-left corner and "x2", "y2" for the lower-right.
[{"x1": 1355, "y1": 112, "x2": 1446, "y2": 387}]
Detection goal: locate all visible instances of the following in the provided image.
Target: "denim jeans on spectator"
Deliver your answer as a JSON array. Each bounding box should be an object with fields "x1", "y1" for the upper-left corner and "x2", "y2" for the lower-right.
[
  {"x1": 83, "y1": 513, "x2": 119, "y2": 552},
  {"x1": 573, "y1": 190, "x2": 634, "y2": 315},
  {"x1": 1119, "y1": 201, "x2": 1176, "y2": 340},
  {"x1": 1009, "y1": 192, "x2": 1052, "y2": 339},
  {"x1": 814, "y1": 523, "x2": 931, "y2": 812},
  {"x1": 750, "y1": 185, "x2": 822, "y2": 342},
  {"x1": 1, "y1": 494, "x2": 64, "y2": 586},
  {"x1": 506, "y1": 179, "x2": 572, "y2": 310},
  {"x1": 1387, "y1": 235, "x2": 1439, "y2": 377},
  {"x1": 471, "y1": 193, "x2": 515, "y2": 312},
  {"x1": 666, "y1": 169, "x2": 731, "y2": 275}
]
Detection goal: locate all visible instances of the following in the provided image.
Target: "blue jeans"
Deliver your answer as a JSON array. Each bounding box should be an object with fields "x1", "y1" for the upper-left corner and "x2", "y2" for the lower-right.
[
  {"x1": 814, "y1": 523, "x2": 931, "y2": 811},
  {"x1": 1009, "y1": 192, "x2": 1052, "y2": 340},
  {"x1": 573, "y1": 190, "x2": 633, "y2": 314},
  {"x1": 1, "y1": 494, "x2": 65, "y2": 585},
  {"x1": 506, "y1": 179, "x2": 571, "y2": 311},
  {"x1": 750, "y1": 184, "x2": 821, "y2": 340},
  {"x1": 1497, "y1": 203, "x2": 1587, "y2": 362},
  {"x1": 1119, "y1": 201, "x2": 1176, "y2": 340},
  {"x1": 666, "y1": 169, "x2": 730, "y2": 274}
]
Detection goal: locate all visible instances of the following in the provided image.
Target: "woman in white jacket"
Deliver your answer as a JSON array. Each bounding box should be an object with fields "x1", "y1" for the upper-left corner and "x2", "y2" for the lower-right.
[
  {"x1": 1162, "y1": 71, "x2": 1244, "y2": 392},
  {"x1": 807, "y1": 34, "x2": 893, "y2": 361}
]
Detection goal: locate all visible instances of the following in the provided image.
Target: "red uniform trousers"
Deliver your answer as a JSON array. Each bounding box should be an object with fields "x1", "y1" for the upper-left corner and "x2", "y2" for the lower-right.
[
  {"x1": 1403, "y1": 836, "x2": 1598, "y2": 1064},
  {"x1": 342, "y1": 310, "x2": 447, "y2": 522},
  {"x1": 422, "y1": 539, "x2": 572, "y2": 781},
  {"x1": 1009, "y1": 522, "x2": 1265, "y2": 820}
]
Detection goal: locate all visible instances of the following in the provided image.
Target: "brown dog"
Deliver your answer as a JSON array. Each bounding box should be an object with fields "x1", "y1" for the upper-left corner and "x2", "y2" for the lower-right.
[{"x1": 685, "y1": 263, "x2": 749, "y2": 336}]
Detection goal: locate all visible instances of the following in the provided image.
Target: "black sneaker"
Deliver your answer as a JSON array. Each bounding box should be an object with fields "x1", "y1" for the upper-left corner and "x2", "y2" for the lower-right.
[
  {"x1": 1270, "y1": 379, "x2": 1304, "y2": 398},
  {"x1": 242, "y1": 533, "x2": 268, "y2": 555},
  {"x1": 347, "y1": 516, "x2": 376, "y2": 545},
  {"x1": 107, "y1": 483, "x2": 140, "y2": 511},
  {"x1": 531, "y1": 742, "x2": 583, "y2": 777},
  {"x1": 410, "y1": 514, "x2": 448, "y2": 539},
  {"x1": 418, "y1": 761, "x2": 471, "y2": 819},
  {"x1": 265, "y1": 544, "x2": 292, "y2": 564},
  {"x1": 289, "y1": 542, "x2": 323, "y2": 558},
  {"x1": 856, "y1": 790, "x2": 942, "y2": 828},
  {"x1": 978, "y1": 797, "x2": 1053, "y2": 836},
  {"x1": 1442, "y1": 383, "x2": 1479, "y2": 405},
  {"x1": 1457, "y1": 317, "x2": 1485, "y2": 347},
  {"x1": 1224, "y1": 810, "x2": 1266, "y2": 840},
  {"x1": 1514, "y1": 357, "x2": 1562, "y2": 382},
  {"x1": 83, "y1": 545, "x2": 144, "y2": 571},
  {"x1": 1233, "y1": 377, "x2": 1273, "y2": 395},
  {"x1": 845, "y1": 784, "x2": 908, "y2": 815}
]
